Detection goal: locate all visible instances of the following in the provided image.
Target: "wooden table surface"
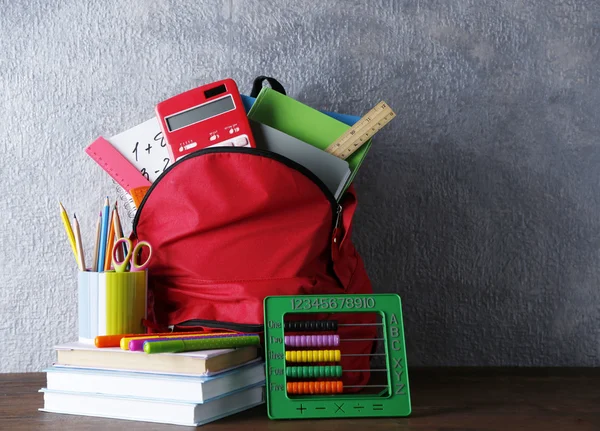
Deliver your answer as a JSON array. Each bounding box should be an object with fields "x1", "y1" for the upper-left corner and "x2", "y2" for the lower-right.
[{"x1": 1, "y1": 368, "x2": 599, "y2": 430}]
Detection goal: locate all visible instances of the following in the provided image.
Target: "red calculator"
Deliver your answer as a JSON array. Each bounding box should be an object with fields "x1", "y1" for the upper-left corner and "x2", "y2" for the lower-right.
[{"x1": 156, "y1": 78, "x2": 256, "y2": 162}]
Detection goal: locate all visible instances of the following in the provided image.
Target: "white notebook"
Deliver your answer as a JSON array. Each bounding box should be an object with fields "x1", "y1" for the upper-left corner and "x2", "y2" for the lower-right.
[
  {"x1": 40, "y1": 385, "x2": 264, "y2": 427},
  {"x1": 44, "y1": 360, "x2": 265, "y2": 403},
  {"x1": 250, "y1": 120, "x2": 351, "y2": 200}
]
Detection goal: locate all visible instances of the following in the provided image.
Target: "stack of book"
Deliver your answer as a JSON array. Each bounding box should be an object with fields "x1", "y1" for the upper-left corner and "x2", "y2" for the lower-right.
[{"x1": 39, "y1": 341, "x2": 265, "y2": 426}]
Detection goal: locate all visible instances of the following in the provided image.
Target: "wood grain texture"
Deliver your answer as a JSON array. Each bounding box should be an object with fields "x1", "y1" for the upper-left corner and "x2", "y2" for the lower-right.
[{"x1": 2, "y1": 369, "x2": 600, "y2": 430}]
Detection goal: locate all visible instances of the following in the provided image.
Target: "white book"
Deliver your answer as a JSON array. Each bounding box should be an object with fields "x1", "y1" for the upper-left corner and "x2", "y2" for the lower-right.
[
  {"x1": 53, "y1": 341, "x2": 258, "y2": 375},
  {"x1": 45, "y1": 361, "x2": 265, "y2": 403},
  {"x1": 40, "y1": 385, "x2": 264, "y2": 427}
]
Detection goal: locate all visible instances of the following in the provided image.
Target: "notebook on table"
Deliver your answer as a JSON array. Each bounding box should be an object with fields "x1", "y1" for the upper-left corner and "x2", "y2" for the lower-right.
[
  {"x1": 54, "y1": 342, "x2": 258, "y2": 375},
  {"x1": 44, "y1": 359, "x2": 265, "y2": 403},
  {"x1": 40, "y1": 384, "x2": 264, "y2": 427}
]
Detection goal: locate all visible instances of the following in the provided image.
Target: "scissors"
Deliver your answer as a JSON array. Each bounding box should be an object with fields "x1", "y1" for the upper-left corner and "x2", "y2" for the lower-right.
[{"x1": 112, "y1": 238, "x2": 153, "y2": 273}]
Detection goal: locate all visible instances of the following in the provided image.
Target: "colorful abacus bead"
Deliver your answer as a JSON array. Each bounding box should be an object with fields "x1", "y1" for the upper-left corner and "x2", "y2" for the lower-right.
[
  {"x1": 286, "y1": 365, "x2": 343, "y2": 378},
  {"x1": 284, "y1": 334, "x2": 340, "y2": 347},
  {"x1": 287, "y1": 381, "x2": 344, "y2": 394},
  {"x1": 285, "y1": 350, "x2": 341, "y2": 363},
  {"x1": 284, "y1": 320, "x2": 338, "y2": 332}
]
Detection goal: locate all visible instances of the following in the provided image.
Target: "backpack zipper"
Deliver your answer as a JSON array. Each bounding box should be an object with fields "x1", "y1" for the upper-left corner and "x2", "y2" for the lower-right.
[
  {"x1": 132, "y1": 147, "x2": 340, "y2": 236},
  {"x1": 172, "y1": 319, "x2": 264, "y2": 333},
  {"x1": 135, "y1": 147, "x2": 346, "y2": 331}
]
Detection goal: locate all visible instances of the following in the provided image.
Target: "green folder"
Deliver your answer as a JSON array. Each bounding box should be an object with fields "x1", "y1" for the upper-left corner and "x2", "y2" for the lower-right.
[{"x1": 247, "y1": 88, "x2": 372, "y2": 191}]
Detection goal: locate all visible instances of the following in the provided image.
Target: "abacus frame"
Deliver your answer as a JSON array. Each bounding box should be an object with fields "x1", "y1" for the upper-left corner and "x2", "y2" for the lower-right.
[{"x1": 263, "y1": 294, "x2": 411, "y2": 420}]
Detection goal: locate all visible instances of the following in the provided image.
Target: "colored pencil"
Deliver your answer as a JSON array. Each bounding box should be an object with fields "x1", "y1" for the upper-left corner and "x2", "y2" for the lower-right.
[
  {"x1": 94, "y1": 331, "x2": 229, "y2": 348},
  {"x1": 73, "y1": 213, "x2": 86, "y2": 271},
  {"x1": 96, "y1": 197, "x2": 110, "y2": 272},
  {"x1": 112, "y1": 201, "x2": 125, "y2": 262},
  {"x1": 59, "y1": 202, "x2": 77, "y2": 261},
  {"x1": 129, "y1": 333, "x2": 240, "y2": 352},
  {"x1": 144, "y1": 335, "x2": 260, "y2": 354},
  {"x1": 91, "y1": 212, "x2": 102, "y2": 272},
  {"x1": 103, "y1": 204, "x2": 116, "y2": 270},
  {"x1": 122, "y1": 332, "x2": 231, "y2": 350}
]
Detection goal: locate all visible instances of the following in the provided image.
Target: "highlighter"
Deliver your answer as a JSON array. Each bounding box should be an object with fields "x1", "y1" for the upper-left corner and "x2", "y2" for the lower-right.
[{"x1": 144, "y1": 335, "x2": 260, "y2": 354}]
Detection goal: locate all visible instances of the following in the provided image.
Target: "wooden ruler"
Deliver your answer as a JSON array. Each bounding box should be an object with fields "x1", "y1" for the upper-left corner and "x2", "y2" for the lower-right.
[{"x1": 325, "y1": 101, "x2": 396, "y2": 160}]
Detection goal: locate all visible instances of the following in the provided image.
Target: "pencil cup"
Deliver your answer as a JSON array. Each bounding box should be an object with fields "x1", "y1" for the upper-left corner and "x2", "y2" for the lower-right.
[{"x1": 78, "y1": 271, "x2": 147, "y2": 343}]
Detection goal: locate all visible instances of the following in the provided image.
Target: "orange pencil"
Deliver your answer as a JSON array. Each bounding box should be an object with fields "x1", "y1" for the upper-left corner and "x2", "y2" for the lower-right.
[
  {"x1": 112, "y1": 201, "x2": 124, "y2": 262},
  {"x1": 103, "y1": 205, "x2": 116, "y2": 270},
  {"x1": 94, "y1": 331, "x2": 232, "y2": 348}
]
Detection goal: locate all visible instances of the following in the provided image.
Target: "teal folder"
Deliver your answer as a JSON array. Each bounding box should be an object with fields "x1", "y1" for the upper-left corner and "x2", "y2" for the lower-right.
[{"x1": 247, "y1": 88, "x2": 372, "y2": 190}]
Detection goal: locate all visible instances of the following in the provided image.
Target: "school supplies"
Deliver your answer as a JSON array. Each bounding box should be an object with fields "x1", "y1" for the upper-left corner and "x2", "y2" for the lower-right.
[
  {"x1": 86, "y1": 137, "x2": 152, "y2": 194},
  {"x1": 44, "y1": 360, "x2": 264, "y2": 403},
  {"x1": 112, "y1": 202, "x2": 125, "y2": 263},
  {"x1": 129, "y1": 185, "x2": 150, "y2": 207},
  {"x1": 250, "y1": 120, "x2": 351, "y2": 200},
  {"x1": 72, "y1": 214, "x2": 86, "y2": 271},
  {"x1": 96, "y1": 197, "x2": 110, "y2": 271},
  {"x1": 91, "y1": 212, "x2": 102, "y2": 272},
  {"x1": 78, "y1": 271, "x2": 147, "y2": 342},
  {"x1": 247, "y1": 87, "x2": 372, "y2": 190},
  {"x1": 107, "y1": 118, "x2": 172, "y2": 183},
  {"x1": 89, "y1": 93, "x2": 279, "y2": 222},
  {"x1": 156, "y1": 78, "x2": 256, "y2": 162},
  {"x1": 131, "y1": 142, "x2": 376, "y2": 361},
  {"x1": 73, "y1": 215, "x2": 85, "y2": 270},
  {"x1": 59, "y1": 202, "x2": 77, "y2": 261},
  {"x1": 325, "y1": 101, "x2": 396, "y2": 160},
  {"x1": 103, "y1": 205, "x2": 116, "y2": 271},
  {"x1": 95, "y1": 333, "x2": 141, "y2": 348},
  {"x1": 263, "y1": 294, "x2": 411, "y2": 419},
  {"x1": 96, "y1": 118, "x2": 172, "y2": 221},
  {"x1": 135, "y1": 333, "x2": 249, "y2": 352},
  {"x1": 40, "y1": 385, "x2": 264, "y2": 427},
  {"x1": 54, "y1": 342, "x2": 259, "y2": 375},
  {"x1": 122, "y1": 332, "x2": 230, "y2": 351},
  {"x1": 111, "y1": 238, "x2": 152, "y2": 273},
  {"x1": 143, "y1": 335, "x2": 260, "y2": 354},
  {"x1": 95, "y1": 331, "x2": 218, "y2": 349}
]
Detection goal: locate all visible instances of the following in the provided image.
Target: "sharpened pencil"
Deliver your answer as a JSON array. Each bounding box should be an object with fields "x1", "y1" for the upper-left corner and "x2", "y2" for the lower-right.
[
  {"x1": 73, "y1": 213, "x2": 86, "y2": 271},
  {"x1": 92, "y1": 211, "x2": 102, "y2": 272},
  {"x1": 59, "y1": 202, "x2": 78, "y2": 262},
  {"x1": 103, "y1": 204, "x2": 116, "y2": 271},
  {"x1": 97, "y1": 197, "x2": 110, "y2": 272},
  {"x1": 113, "y1": 201, "x2": 125, "y2": 262}
]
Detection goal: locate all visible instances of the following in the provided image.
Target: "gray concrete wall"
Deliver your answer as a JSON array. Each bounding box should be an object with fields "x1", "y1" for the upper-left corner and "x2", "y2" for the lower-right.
[{"x1": 1, "y1": 0, "x2": 599, "y2": 371}]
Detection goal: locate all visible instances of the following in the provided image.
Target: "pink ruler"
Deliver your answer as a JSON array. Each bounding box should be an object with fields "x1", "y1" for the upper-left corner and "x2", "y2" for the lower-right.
[{"x1": 85, "y1": 137, "x2": 151, "y2": 191}]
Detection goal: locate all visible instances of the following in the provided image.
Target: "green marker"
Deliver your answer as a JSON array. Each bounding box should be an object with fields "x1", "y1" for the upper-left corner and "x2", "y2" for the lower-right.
[{"x1": 143, "y1": 335, "x2": 260, "y2": 354}]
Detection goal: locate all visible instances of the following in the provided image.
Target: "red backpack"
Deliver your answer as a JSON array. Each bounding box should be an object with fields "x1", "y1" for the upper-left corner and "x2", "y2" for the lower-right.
[{"x1": 131, "y1": 81, "x2": 376, "y2": 387}]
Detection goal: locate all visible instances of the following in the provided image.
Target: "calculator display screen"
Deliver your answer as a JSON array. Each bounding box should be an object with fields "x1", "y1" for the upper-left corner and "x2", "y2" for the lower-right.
[{"x1": 166, "y1": 95, "x2": 235, "y2": 132}]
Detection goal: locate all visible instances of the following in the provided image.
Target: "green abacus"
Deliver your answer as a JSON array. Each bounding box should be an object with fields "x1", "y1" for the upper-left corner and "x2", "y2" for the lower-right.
[{"x1": 264, "y1": 294, "x2": 411, "y2": 420}]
